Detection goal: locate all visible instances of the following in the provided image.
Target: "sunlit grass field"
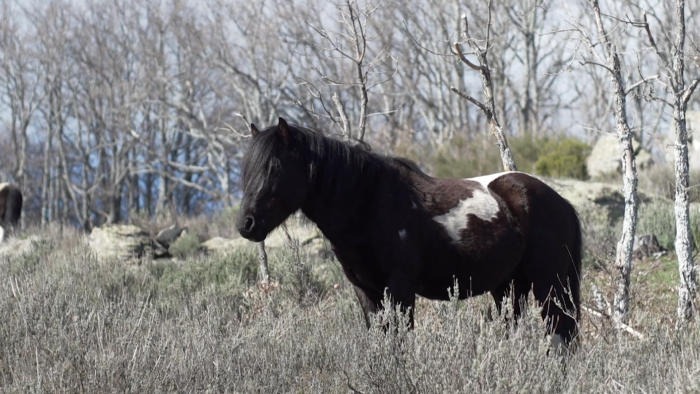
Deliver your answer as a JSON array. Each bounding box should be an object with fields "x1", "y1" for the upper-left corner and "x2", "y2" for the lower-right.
[{"x1": 0, "y1": 215, "x2": 699, "y2": 393}]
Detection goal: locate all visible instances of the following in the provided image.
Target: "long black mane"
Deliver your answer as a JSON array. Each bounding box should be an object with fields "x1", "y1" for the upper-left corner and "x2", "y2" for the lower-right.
[{"x1": 241, "y1": 123, "x2": 428, "y2": 202}]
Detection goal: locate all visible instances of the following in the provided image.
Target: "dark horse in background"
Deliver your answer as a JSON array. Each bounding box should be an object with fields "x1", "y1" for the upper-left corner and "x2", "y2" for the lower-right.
[
  {"x1": 236, "y1": 118, "x2": 582, "y2": 348},
  {"x1": 0, "y1": 183, "x2": 23, "y2": 242}
]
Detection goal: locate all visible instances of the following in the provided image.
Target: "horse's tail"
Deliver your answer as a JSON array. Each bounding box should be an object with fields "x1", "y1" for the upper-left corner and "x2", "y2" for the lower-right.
[{"x1": 568, "y1": 206, "x2": 583, "y2": 323}]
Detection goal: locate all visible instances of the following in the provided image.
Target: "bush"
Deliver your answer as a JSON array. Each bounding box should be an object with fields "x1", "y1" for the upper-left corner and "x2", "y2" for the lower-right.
[
  {"x1": 429, "y1": 135, "x2": 503, "y2": 179},
  {"x1": 534, "y1": 137, "x2": 591, "y2": 179},
  {"x1": 415, "y1": 133, "x2": 590, "y2": 180},
  {"x1": 153, "y1": 250, "x2": 259, "y2": 297},
  {"x1": 637, "y1": 199, "x2": 700, "y2": 251},
  {"x1": 168, "y1": 232, "x2": 201, "y2": 258},
  {"x1": 3, "y1": 225, "x2": 700, "y2": 392}
]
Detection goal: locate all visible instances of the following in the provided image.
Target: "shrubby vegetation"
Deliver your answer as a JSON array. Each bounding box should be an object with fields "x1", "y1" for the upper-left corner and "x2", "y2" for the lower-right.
[
  {"x1": 1, "y1": 223, "x2": 698, "y2": 392},
  {"x1": 423, "y1": 134, "x2": 591, "y2": 180},
  {"x1": 637, "y1": 199, "x2": 700, "y2": 251},
  {"x1": 533, "y1": 137, "x2": 591, "y2": 180}
]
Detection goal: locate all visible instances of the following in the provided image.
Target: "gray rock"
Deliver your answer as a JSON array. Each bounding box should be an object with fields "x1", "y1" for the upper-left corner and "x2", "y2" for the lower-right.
[
  {"x1": 89, "y1": 224, "x2": 154, "y2": 262},
  {"x1": 200, "y1": 222, "x2": 328, "y2": 257},
  {"x1": 660, "y1": 110, "x2": 700, "y2": 170},
  {"x1": 633, "y1": 234, "x2": 665, "y2": 259},
  {"x1": 587, "y1": 134, "x2": 654, "y2": 179},
  {"x1": 201, "y1": 236, "x2": 253, "y2": 252},
  {"x1": 155, "y1": 225, "x2": 188, "y2": 249},
  {"x1": 546, "y1": 178, "x2": 655, "y2": 225}
]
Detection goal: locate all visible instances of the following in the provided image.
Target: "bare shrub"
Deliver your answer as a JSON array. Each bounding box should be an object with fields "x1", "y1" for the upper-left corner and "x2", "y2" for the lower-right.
[{"x1": 1, "y1": 226, "x2": 699, "y2": 392}]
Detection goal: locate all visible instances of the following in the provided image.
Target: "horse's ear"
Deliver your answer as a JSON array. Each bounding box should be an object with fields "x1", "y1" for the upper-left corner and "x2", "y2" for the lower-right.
[
  {"x1": 250, "y1": 123, "x2": 260, "y2": 137},
  {"x1": 278, "y1": 117, "x2": 290, "y2": 145}
]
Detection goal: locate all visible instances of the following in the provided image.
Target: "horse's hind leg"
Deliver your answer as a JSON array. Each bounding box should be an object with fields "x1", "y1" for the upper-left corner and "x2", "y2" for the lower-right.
[
  {"x1": 533, "y1": 276, "x2": 578, "y2": 347},
  {"x1": 490, "y1": 269, "x2": 530, "y2": 323}
]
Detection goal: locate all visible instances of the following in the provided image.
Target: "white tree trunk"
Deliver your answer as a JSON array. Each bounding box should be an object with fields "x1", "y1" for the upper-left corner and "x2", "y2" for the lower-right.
[
  {"x1": 454, "y1": 14, "x2": 518, "y2": 172},
  {"x1": 589, "y1": 0, "x2": 639, "y2": 324},
  {"x1": 671, "y1": 0, "x2": 698, "y2": 324},
  {"x1": 612, "y1": 131, "x2": 638, "y2": 323},
  {"x1": 673, "y1": 107, "x2": 697, "y2": 322}
]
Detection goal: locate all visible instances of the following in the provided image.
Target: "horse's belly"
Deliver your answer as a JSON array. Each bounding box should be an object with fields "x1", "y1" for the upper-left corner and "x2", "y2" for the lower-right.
[{"x1": 417, "y1": 230, "x2": 525, "y2": 300}]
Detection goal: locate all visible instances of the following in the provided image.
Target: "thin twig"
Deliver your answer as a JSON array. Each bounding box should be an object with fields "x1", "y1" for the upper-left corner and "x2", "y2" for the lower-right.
[
  {"x1": 581, "y1": 304, "x2": 645, "y2": 340},
  {"x1": 449, "y1": 86, "x2": 488, "y2": 113},
  {"x1": 453, "y1": 43, "x2": 482, "y2": 71}
]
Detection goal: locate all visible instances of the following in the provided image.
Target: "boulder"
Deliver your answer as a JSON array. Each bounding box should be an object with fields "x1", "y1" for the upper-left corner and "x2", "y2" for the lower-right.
[
  {"x1": 660, "y1": 110, "x2": 700, "y2": 170},
  {"x1": 633, "y1": 234, "x2": 665, "y2": 259},
  {"x1": 587, "y1": 134, "x2": 654, "y2": 179},
  {"x1": 155, "y1": 225, "x2": 188, "y2": 249},
  {"x1": 201, "y1": 236, "x2": 253, "y2": 253},
  {"x1": 201, "y1": 221, "x2": 328, "y2": 257},
  {"x1": 546, "y1": 178, "x2": 656, "y2": 225},
  {"x1": 89, "y1": 224, "x2": 154, "y2": 262}
]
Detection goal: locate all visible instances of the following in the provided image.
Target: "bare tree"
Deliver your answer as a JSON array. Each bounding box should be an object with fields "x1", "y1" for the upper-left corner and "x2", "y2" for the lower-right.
[
  {"x1": 0, "y1": 0, "x2": 44, "y2": 205},
  {"x1": 571, "y1": 0, "x2": 643, "y2": 323},
  {"x1": 633, "y1": 2, "x2": 700, "y2": 323},
  {"x1": 296, "y1": 0, "x2": 397, "y2": 143},
  {"x1": 452, "y1": 10, "x2": 517, "y2": 171}
]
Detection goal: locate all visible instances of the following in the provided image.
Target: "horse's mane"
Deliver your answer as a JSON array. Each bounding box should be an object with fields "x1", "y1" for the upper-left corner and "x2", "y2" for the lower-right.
[{"x1": 241, "y1": 123, "x2": 430, "y2": 200}]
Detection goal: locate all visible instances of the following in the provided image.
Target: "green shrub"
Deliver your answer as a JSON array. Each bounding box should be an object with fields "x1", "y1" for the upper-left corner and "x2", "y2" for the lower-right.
[
  {"x1": 430, "y1": 136, "x2": 502, "y2": 179},
  {"x1": 168, "y1": 232, "x2": 201, "y2": 258},
  {"x1": 418, "y1": 133, "x2": 590, "y2": 180},
  {"x1": 637, "y1": 199, "x2": 700, "y2": 251},
  {"x1": 534, "y1": 137, "x2": 591, "y2": 179},
  {"x1": 510, "y1": 133, "x2": 547, "y2": 174},
  {"x1": 154, "y1": 250, "x2": 259, "y2": 296}
]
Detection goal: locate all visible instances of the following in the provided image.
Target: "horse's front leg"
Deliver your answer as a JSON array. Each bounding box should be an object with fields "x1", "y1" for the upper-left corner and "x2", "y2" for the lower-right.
[
  {"x1": 352, "y1": 285, "x2": 381, "y2": 329},
  {"x1": 385, "y1": 272, "x2": 417, "y2": 329},
  {"x1": 352, "y1": 277, "x2": 416, "y2": 330}
]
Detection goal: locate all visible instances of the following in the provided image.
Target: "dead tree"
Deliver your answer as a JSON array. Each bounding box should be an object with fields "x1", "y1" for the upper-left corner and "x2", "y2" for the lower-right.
[
  {"x1": 575, "y1": 0, "x2": 641, "y2": 323},
  {"x1": 298, "y1": 0, "x2": 397, "y2": 143},
  {"x1": 451, "y1": 10, "x2": 517, "y2": 172},
  {"x1": 636, "y1": 4, "x2": 700, "y2": 323}
]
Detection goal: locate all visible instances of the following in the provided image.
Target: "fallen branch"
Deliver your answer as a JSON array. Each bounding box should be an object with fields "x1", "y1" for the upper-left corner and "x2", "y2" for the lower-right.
[{"x1": 581, "y1": 304, "x2": 645, "y2": 340}]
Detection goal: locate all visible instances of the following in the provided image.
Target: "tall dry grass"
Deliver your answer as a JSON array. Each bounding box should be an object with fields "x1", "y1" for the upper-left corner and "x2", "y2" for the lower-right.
[{"x1": 1, "y1": 221, "x2": 699, "y2": 393}]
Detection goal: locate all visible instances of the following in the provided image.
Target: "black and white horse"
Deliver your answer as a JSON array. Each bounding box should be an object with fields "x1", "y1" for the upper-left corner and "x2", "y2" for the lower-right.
[{"x1": 236, "y1": 118, "x2": 582, "y2": 347}]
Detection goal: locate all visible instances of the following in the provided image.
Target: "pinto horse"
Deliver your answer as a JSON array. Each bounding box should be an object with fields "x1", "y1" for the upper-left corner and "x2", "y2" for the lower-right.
[
  {"x1": 236, "y1": 118, "x2": 582, "y2": 346},
  {"x1": 0, "y1": 183, "x2": 23, "y2": 242}
]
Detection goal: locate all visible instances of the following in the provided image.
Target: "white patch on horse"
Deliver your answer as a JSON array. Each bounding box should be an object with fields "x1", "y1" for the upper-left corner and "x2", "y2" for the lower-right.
[
  {"x1": 432, "y1": 187, "x2": 500, "y2": 243},
  {"x1": 468, "y1": 171, "x2": 538, "y2": 189},
  {"x1": 398, "y1": 229, "x2": 407, "y2": 241},
  {"x1": 0, "y1": 226, "x2": 4, "y2": 243}
]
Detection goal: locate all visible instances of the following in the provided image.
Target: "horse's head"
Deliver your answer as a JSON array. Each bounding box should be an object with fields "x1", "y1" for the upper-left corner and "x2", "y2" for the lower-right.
[{"x1": 236, "y1": 117, "x2": 310, "y2": 242}]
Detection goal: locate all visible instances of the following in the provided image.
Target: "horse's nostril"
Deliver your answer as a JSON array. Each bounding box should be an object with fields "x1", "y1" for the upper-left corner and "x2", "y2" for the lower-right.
[{"x1": 243, "y1": 216, "x2": 255, "y2": 232}]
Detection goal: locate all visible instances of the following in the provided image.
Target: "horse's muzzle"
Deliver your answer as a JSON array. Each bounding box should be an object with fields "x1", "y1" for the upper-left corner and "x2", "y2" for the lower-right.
[{"x1": 237, "y1": 215, "x2": 266, "y2": 242}]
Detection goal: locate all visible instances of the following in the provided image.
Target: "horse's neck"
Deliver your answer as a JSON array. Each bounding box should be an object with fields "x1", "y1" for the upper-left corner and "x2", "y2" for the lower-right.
[
  {"x1": 301, "y1": 159, "x2": 379, "y2": 244},
  {"x1": 301, "y1": 188, "x2": 366, "y2": 243}
]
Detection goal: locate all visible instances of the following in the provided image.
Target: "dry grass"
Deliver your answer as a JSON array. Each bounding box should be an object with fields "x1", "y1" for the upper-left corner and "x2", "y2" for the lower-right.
[{"x1": 0, "y1": 222, "x2": 699, "y2": 393}]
